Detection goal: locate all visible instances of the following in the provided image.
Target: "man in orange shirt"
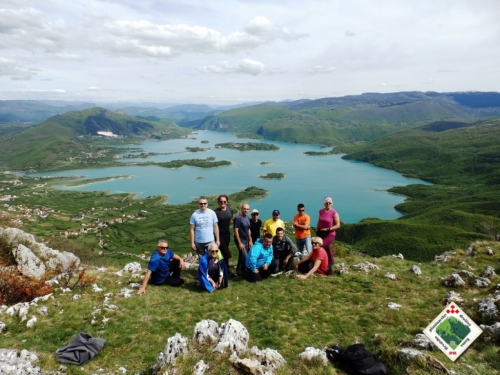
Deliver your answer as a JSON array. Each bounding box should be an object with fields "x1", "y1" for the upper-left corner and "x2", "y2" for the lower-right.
[{"x1": 293, "y1": 203, "x2": 312, "y2": 256}]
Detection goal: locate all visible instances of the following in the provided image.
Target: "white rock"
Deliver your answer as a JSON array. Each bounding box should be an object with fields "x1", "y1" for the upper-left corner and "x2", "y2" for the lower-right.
[
  {"x1": 444, "y1": 291, "x2": 464, "y2": 305},
  {"x1": 0, "y1": 321, "x2": 6, "y2": 333},
  {"x1": 397, "y1": 348, "x2": 449, "y2": 373},
  {"x1": 154, "y1": 333, "x2": 188, "y2": 369},
  {"x1": 482, "y1": 266, "x2": 496, "y2": 279},
  {"x1": 193, "y1": 360, "x2": 209, "y2": 375},
  {"x1": 411, "y1": 333, "x2": 437, "y2": 351},
  {"x1": 391, "y1": 253, "x2": 404, "y2": 260},
  {"x1": 410, "y1": 265, "x2": 422, "y2": 276},
  {"x1": 122, "y1": 262, "x2": 142, "y2": 273},
  {"x1": 480, "y1": 322, "x2": 500, "y2": 340},
  {"x1": 37, "y1": 306, "x2": 49, "y2": 316},
  {"x1": 117, "y1": 366, "x2": 127, "y2": 373},
  {"x1": 26, "y1": 316, "x2": 37, "y2": 328},
  {"x1": 213, "y1": 319, "x2": 249, "y2": 355},
  {"x1": 249, "y1": 346, "x2": 286, "y2": 371},
  {"x1": 475, "y1": 277, "x2": 491, "y2": 288},
  {"x1": 92, "y1": 284, "x2": 103, "y2": 292},
  {"x1": 351, "y1": 261, "x2": 380, "y2": 273},
  {"x1": 193, "y1": 319, "x2": 220, "y2": 344},
  {"x1": 442, "y1": 273, "x2": 466, "y2": 287},
  {"x1": 0, "y1": 349, "x2": 41, "y2": 374},
  {"x1": 298, "y1": 347, "x2": 328, "y2": 366},
  {"x1": 388, "y1": 302, "x2": 402, "y2": 310},
  {"x1": 72, "y1": 294, "x2": 81, "y2": 301},
  {"x1": 129, "y1": 283, "x2": 141, "y2": 289},
  {"x1": 385, "y1": 272, "x2": 396, "y2": 280},
  {"x1": 119, "y1": 288, "x2": 133, "y2": 298}
]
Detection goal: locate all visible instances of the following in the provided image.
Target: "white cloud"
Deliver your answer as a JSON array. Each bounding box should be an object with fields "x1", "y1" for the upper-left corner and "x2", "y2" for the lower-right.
[
  {"x1": 22, "y1": 89, "x2": 66, "y2": 93},
  {"x1": 0, "y1": 7, "x2": 67, "y2": 52},
  {"x1": 199, "y1": 59, "x2": 265, "y2": 75},
  {"x1": 0, "y1": 57, "x2": 34, "y2": 80},
  {"x1": 307, "y1": 65, "x2": 336, "y2": 74},
  {"x1": 55, "y1": 53, "x2": 85, "y2": 61},
  {"x1": 344, "y1": 31, "x2": 356, "y2": 37}
]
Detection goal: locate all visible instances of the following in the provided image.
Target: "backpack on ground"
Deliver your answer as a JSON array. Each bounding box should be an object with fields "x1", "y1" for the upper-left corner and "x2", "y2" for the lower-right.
[{"x1": 325, "y1": 343, "x2": 387, "y2": 375}]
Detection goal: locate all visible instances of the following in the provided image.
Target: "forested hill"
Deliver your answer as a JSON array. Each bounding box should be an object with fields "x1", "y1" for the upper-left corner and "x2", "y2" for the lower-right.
[
  {"x1": 335, "y1": 117, "x2": 500, "y2": 261},
  {"x1": 0, "y1": 107, "x2": 188, "y2": 172}
]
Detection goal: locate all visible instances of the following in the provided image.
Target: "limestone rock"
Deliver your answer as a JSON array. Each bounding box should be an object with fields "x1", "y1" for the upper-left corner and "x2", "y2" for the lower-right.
[
  {"x1": 0, "y1": 321, "x2": 6, "y2": 334},
  {"x1": 230, "y1": 354, "x2": 270, "y2": 375},
  {"x1": 26, "y1": 316, "x2": 37, "y2": 328},
  {"x1": 152, "y1": 332, "x2": 188, "y2": 373},
  {"x1": 411, "y1": 333, "x2": 437, "y2": 351},
  {"x1": 14, "y1": 244, "x2": 46, "y2": 279},
  {"x1": 458, "y1": 270, "x2": 477, "y2": 283},
  {"x1": 478, "y1": 297, "x2": 499, "y2": 319},
  {"x1": 298, "y1": 347, "x2": 328, "y2": 366},
  {"x1": 351, "y1": 261, "x2": 380, "y2": 273},
  {"x1": 193, "y1": 319, "x2": 220, "y2": 344},
  {"x1": 122, "y1": 262, "x2": 142, "y2": 273},
  {"x1": 397, "y1": 348, "x2": 449, "y2": 373},
  {"x1": 213, "y1": 319, "x2": 249, "y2": 355},
  {"x1": 37, "y1": 306, "x2": 49, "y2": 316},
  {"x1": 441, "y1": 273, "x2": 465, "y2": 287},
  {"x1": 388, "y1": 302, "x2": 402, "y2": 310},
  {"x1": 410, "y1": 265, "x2": 422, "y2": 276},
  {"x1": 475, "y1": 277, "x2": 491, "y2": 288},
  {"x1": 480, "y1": 322, "x2": 500, "y2": 340},
  {"x1": 486, "y1": 247, "x2": 494, "y2": 255},
  {"x1": 482, "y1": 266, "x2": 496, "y2": 279},
  {"x1": 443, "y1": 291, "x2": 464, "y2": 305},
  {"x1": 193, "y1": 359, "x2": 209, "y2": 375},
  {"x1": 249, "y1": 346, "x2": 286, "y2": 372},
  {"x1": 0, "y1": 349, "x2": 41, "y2": 374},
  {"x1": 385, "y1": 273, "x2": 396, "y2": 280},
  {"x1": 391, "y1": 253, "x2": 404, "y2": 260}
]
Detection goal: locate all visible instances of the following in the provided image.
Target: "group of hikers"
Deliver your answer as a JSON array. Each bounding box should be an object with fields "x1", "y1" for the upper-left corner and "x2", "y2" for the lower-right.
[{"x1": 137, "y1": 195, "x2": 340, "y2": 294}]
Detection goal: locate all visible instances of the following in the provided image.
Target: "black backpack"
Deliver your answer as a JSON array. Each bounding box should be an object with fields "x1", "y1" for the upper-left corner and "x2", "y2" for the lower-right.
[{"x1": 326, "y1": 343, "x2": 387, "y2": 375}]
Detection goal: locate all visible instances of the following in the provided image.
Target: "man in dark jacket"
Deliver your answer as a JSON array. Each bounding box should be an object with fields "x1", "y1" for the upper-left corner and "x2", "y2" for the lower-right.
[{"x1": 272, "y1": 227, "x2": 297, "y2": 272}]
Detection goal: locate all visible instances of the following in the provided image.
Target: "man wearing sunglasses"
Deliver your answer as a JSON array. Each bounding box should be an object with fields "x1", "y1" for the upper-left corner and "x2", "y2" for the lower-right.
[
  {"x1": 190, "y1": 196, "x2": 220, "y2": 257},
  {"x1": 137, "y1": 239, "x2": 185, "y2": 295},
  {"x1": 245, "y1": 233, "x2": 277, "y2": 282}
]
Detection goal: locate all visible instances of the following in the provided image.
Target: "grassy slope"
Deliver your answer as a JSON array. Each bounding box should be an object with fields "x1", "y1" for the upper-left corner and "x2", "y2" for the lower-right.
[{"x1": 335, "y1": 118, "x2": 500, "y2": 260}]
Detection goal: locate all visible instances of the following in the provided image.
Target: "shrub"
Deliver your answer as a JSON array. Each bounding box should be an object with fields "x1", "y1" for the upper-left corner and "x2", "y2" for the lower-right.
[
  {"x1": 0, "y1": 268, "x2": 54, "y2": 305},
  {"x1": 0, "y1": 235, "x2": 16, "y2": 267}
]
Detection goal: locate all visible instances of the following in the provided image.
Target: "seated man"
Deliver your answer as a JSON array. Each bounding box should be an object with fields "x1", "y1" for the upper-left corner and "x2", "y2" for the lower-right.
[
  {"x1": 245, "y1": 233, "x2": 277, "y2": 282},
  {"x1": 272, "y1": 227, "x2": 298, "y2": 272},
  {"x1": 137, "y1": 239, "x2": 185, "y2": 294}
]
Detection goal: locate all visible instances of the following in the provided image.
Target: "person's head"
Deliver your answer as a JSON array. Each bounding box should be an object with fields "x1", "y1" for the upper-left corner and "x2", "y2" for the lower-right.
[
  {"x1": 208, "y1": 242, "x2": 219, "y2": 259},
  {"x1": 311, "y1": 236, "x2": 323, "y2": 249},
  {"x1": 241, "y1": 203, "x2": 250, "y2": 216},
  {"x1": 263, "y1": 233, "x2": 273, "y2": 249},
  {"x1": 272, "y1": 209, "x2": 280, "y2": 221},
  {"x1": 275, "y1": 227, "x2": 284, "y2": 241},
  {"x1": 323, "y1": 197, "x2": 333, "y2": 208},
  {"x1": 218, "y1": 194, "x2": 229, "y2": 208},
  {"x1": 297, "y1": 203, "x2": 305, "y2": 215},
  {"x1": 198, "y1": 196, "x2": 208, "y2": 211},
  {"x1": 251, "y1": 209, "x2": 259, "y2": 221},
  {"x1": 157, "y1": 239, "x2": 169, "y2": 255}
]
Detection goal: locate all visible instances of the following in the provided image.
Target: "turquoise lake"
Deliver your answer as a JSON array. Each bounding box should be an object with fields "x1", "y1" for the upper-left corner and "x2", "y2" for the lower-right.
[{"x1": 33, "y1": 131, "x2": 429, "y2": 224}]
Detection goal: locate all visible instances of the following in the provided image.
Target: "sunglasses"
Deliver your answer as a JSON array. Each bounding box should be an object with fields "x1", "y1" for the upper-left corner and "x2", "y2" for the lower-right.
[
  {"x1": 324, "y1": 202, "x2": 332, "y2": 205},
  {"x1": 219, "y1": 200, "x2": 227, "y2": 203},
  {"x1": 312, "y1": 242, "x2": 320, "y2": 246},
  {"x1": 199, "y1": 202, "x2": 208, "y2": 205},
  {"x1": 252, "y1": 213, "x2": 258, "y2": 215},
  {"x1": 159, "y1": 246, "x2": 168, "y2": 249},
  {"x1": 209, "y1": 250, "x2": 218, "y2": 253},
  {"x1": 298, "y1": 209, "x2": 305, "y2": 212}
]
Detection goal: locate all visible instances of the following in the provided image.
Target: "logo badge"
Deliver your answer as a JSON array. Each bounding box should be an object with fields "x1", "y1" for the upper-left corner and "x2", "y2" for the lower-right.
[{"x1": 424, "y1": 303, "x2": 482, "y2": 361}]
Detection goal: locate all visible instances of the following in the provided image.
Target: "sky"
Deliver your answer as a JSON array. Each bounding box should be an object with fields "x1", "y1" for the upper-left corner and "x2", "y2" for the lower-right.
[{"x1": 1, "y1": 0, "x2": 499, "y2": 106}]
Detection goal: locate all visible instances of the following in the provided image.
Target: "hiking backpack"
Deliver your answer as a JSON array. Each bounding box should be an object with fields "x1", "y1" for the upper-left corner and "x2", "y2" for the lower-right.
[{"x1": 325, "y1": 343, "x2": 387, "y2": 375}]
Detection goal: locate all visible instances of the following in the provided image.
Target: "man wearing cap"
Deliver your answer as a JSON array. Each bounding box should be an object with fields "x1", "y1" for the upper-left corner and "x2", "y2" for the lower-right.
[
  {"x1": 245, "y1": 233, "x2": 277, "y2": 282},
  {"x1": 262, "y1": 209, "x2": 285, "y2": 237},
  {"x1": 190, "y1": 196, "x2": 220, "y2": 257},
  {"x1": 137, "y1": 239, "x2": 185, "y2": 295},
  {"x1": 234, "y1": 203, "x2": 253, "y2": 276},
  {"x1": 249, "y1": 209, "x2": 262, "y2": 243}
]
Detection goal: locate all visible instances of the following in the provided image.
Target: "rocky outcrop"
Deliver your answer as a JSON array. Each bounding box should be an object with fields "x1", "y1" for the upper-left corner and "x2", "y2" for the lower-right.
[
  {"x1": 0, "y1": 227, "x2": 79, "y2": 279},
  {"x1": 0, "y1": 349, "x2": 41, "y2": 374}
]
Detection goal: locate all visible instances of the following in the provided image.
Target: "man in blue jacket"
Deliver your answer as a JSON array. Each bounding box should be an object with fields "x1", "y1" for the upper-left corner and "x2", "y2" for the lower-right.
[{"x1": 245, "y1": 233, "x2": 277, "y2": 282}]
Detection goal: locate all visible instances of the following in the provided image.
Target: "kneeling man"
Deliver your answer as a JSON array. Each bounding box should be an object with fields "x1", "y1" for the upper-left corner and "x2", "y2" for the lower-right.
[
  {"x1": 245, "y1": 233, "x2": 277, "y2": 282},
  {"x1": 137, "y1": 239, "x2": 185, "y2": 294}
]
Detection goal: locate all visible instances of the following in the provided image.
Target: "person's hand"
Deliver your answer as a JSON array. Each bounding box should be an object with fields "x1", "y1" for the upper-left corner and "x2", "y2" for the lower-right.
[
  {"x1": 239, "y1": 243, "x2": 245, "y2": 251},
  {"x1": 296, "y1": 275, "x2": 307, "y2": 280},
  {"x1": 180, "y1": 260, "x2": 186, "y2": 270},
  {"x1": 294, "y1": 263, "x2": 299, "y2": 270},
  {"x1": 254, "y1": 269, "x2": 259, "y2": 274},
  {"x1": 262, "y1": 264, "x2": 268, "y2": 271},
  {"x1": 137, "y1": 287, "x2": 146, "y2": 295},
  {"x1": 215, "y1": 240, "x2": 220, "y2": 247},
  {"x1": 191, "y1": 242, "x2": 196, "y2": 251}
]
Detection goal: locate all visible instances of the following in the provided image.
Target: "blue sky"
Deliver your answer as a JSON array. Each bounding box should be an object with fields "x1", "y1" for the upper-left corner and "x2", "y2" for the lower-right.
[{"x1": 1, "y1": 0, "x2": 499, "y2": 105}]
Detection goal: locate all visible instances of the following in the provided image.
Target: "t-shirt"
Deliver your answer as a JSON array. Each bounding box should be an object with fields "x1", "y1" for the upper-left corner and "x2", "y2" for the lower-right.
[
  {"x1": 311, "y1": 247, "x2": 329, "y2": 275},
  {"x1": 318, "y1": 208, "x2": 338, "y2": 233},
  {"x1": 250, "y1": 219, "x2": 262, "y2": 243},
  {"x1": 263, "y1": 218, "x2": 285, "y2": 237},
  {"x1": 148, "y1": 249, "x2": 174, "y2": 285},
  {"x1": 293, "y1": 213, "x2": 311, "y2": 240},
  {"x1": 190, "y1": 208, "x2": 218, "y2": 243},
  {"x1": 234, "y1": 214, "x2": 251, "y2": 245},
  {"x1": 215, "y1": 207, "x2": 233, "y2": 235}
]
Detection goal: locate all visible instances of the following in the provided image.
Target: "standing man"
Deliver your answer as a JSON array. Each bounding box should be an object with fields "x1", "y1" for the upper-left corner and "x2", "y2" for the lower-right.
[
  {"x1": 249, "y1": 209, "x2": 262, "y2": 243},
  {"x1": 234, "y1": 203, "x2": 253, "y2": 276},
  {"x1": 137, "y1": 239, "x2": 185, "y2": 294},
  {"x1": 293, "y1": 203, "x2": 312, "y2": 255},
  {"x1": 272, "y1": 227, "x2": 298, "y2": 272},
  {"x1": 190, "y1": 196, "x2": 219, "y2": 257},
  {"x1": 245, "y1": 233, "x2": 277, "y2": 282},
  {"x1": 262, "y1": 209, "x2": 285, "y2": 237},
  {"x1": 214, "y1": 194, "x2": 233, "y2": 264}
]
